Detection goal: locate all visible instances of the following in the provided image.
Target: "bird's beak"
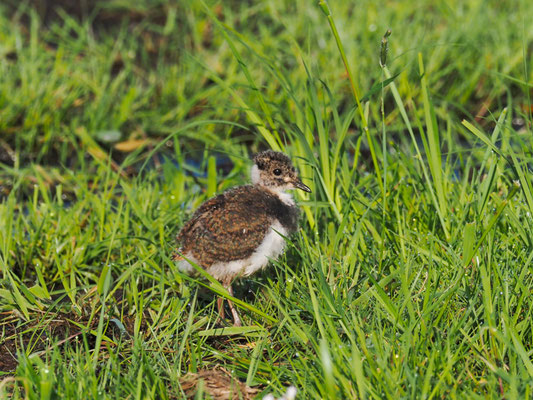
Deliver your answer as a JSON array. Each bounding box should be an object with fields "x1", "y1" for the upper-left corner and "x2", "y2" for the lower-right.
[{"x1": 292, "y1": 178, "x2": 312, "y2": 193}]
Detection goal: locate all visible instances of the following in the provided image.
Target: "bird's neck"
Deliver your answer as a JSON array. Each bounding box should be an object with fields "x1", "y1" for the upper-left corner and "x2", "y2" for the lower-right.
[
  {"x1": 251, "y1": 165, "x2": 261, "y2": 185},
  {"x1": 275, "y1": 191, "x2": 295, "y2": 206},
  {"x1": 257, "y1": 186, "x2": 295, "y2": 206}
]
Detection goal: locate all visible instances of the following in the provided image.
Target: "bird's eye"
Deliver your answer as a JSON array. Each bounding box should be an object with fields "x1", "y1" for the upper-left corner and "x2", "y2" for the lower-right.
[{"x1": 273, "y1": 168, "x2": 282, "y2": 176}]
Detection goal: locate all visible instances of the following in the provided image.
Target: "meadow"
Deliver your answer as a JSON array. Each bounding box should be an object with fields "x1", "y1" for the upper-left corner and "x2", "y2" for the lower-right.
[{"x1": 1, "y1": 0, "x2": 533, "y2": 398}]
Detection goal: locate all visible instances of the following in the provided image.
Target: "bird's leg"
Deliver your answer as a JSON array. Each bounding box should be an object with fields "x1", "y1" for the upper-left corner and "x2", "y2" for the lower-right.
[
  {"x1": 216, "y1": 296, "x2": 225, "y2": 320},
  {"x1": 226, "y1": 284, "x2": 242, "y2": 327}
]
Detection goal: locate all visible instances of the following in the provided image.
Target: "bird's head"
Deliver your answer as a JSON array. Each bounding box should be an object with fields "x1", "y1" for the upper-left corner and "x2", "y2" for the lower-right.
[{"x1": 251, "y1": 150, "x2": 311, "y2": 193}]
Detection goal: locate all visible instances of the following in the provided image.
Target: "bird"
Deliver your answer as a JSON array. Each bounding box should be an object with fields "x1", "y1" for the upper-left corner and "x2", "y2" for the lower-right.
[{"x1": 174, "y1": 150, "x2": 311, "y2": 326}]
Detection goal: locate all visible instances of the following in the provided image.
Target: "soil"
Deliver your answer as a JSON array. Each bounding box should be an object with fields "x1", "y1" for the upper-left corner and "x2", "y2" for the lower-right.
[{"x1": 0, "y1": 294, "x2": 146, "y2": 375}]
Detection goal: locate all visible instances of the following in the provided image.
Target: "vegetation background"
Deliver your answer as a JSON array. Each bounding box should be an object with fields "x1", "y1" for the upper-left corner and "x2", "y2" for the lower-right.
[{"x1": 1, "y1": 0, "x2": 533, "y2": 398}]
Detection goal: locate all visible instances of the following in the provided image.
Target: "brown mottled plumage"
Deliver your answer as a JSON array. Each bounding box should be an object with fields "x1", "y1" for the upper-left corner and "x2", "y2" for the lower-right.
[
  {"x1": 177, "y1": 185, "x2": 300, "y2": 267},
  {"x1": 175, "y1": 150, "x2": 311, "y2": 326}
]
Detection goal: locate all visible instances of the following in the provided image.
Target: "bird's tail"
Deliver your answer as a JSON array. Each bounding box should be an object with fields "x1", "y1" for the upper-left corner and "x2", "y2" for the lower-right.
[
  {"x1": 172, "y1": 249, "x2": 184, "y2": 261},
  {"x1": 172, "y1": 251, "x2": 185, "y2": 261}
]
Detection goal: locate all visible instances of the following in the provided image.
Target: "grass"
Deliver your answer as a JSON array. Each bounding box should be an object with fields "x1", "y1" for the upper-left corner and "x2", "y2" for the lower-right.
[{"x1": 1, "y1": 0, "x2": 533, "y2": 398}]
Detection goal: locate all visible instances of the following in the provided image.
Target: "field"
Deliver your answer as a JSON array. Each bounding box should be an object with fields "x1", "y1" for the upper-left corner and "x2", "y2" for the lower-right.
[{"x1": 1, "y1": 0, "x2": 533, "y2": 398}]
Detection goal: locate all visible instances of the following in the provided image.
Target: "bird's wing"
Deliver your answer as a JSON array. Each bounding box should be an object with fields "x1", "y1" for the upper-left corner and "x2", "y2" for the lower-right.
[{"x1": 176, "y1": 192, "x2": 272, "y2": 266}]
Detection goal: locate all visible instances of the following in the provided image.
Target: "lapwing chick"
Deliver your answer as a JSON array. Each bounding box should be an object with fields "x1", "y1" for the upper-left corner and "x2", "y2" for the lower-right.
[{"x1": 174, "y1": 150, "x2": 311, "y2": 326}]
